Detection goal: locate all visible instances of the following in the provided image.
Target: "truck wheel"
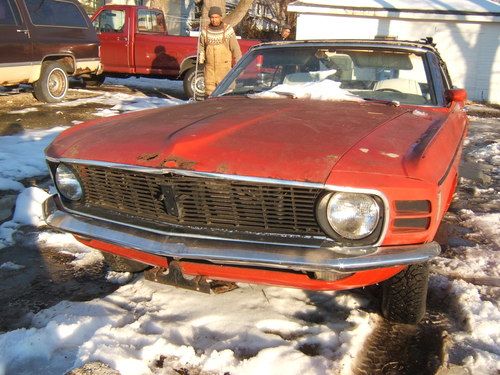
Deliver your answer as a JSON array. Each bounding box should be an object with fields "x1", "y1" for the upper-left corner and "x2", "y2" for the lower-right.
[
  {"x1": 83, "y1": 74, "x2": 105, "y2": 87},
  {"x1": 101, "y1": 252, "x2": 149, "y2": 273},
  {"x1": 33, "y1": 61, "x2": 68, "y2": 102},
  {"x1": 381, "y1": 263, "x2": 429, "y2": 324},
  {"x1": 183, "y1": 67, "x2": 205, "y2": 99}
]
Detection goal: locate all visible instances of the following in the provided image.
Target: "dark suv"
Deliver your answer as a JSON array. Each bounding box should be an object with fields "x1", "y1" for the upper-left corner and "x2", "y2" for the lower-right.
[{"x1": 0, "y1": 0, "x2": 100, "y2": 102}]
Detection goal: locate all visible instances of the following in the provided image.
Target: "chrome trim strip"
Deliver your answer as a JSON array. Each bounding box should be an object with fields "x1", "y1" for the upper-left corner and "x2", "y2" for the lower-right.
[
  {"x1": 0, "y1": 61, "x2": 37, "y2": 68},
  {"x1": 46, "y1": 157, "x2": 391, "y2": 247},
  {"x1": 47, "y1": 157, "x2": 325, "y2": 188},
  {"x1": 61, "y1": 203, "x2": 328, "y2": 248},
  {"x1": 43, "y1": 195, "x2": 440, "y2": 273}
]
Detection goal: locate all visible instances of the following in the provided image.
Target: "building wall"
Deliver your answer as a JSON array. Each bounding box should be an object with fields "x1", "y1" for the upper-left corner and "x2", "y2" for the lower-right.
[{"x1": 293, "y1": 12, "x2": 500, "y2": 103}]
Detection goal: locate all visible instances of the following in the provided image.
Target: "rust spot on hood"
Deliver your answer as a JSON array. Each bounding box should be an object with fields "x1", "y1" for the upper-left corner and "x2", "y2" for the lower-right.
[
  {"x1": 162, "y1": 155, "x2": 197, "y2": 170},
  {"x1": 137, "y1": 152, "x2": 159, "y2": 161},
  {"x1": 216, "y1": 163, "x2": 229, "y2": 174}
]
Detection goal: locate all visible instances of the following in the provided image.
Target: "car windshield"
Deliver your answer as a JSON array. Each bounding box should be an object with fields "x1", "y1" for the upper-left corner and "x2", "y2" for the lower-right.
[{"x1": 213, "y1": 46, "x2": 434, "y2": 106}]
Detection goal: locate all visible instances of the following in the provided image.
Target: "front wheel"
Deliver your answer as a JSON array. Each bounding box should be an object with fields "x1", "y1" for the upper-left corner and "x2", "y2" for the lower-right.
[
  {"x1": 183, "y1": 67, "x2": 205, "y2": 100},
  {"x1": 33, "y1": 61, "x2": 68, "y2": 102},
  {"x1": 381, "y1": 263, "x2": 429, "y2": 324}
]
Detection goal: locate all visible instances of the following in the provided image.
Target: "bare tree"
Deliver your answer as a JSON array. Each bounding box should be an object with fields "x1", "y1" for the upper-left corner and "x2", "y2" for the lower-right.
[
  {"x1": 201, "y1": 0, "x2": 255, "y2": 27},
  {"x1": 223, "y1": 0, "x2": 255, "y2": 27}
]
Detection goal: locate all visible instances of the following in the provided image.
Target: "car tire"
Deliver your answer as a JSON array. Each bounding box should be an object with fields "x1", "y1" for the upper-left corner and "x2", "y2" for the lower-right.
[
  {"x1": 33, "y1": 61, "x2": 69, "y2": 102},
  {"x1": 183, "y1": 67, "x2": 205, "y2": 100},
  {"x1": 381, "y1": 263, "x2": 429, "y2": 324},
  {"x1": 101, "y1": 252, "x2": 149, "y2": 273},
  {"x1": 83, "y1": 74, "x2": 105, "y2": 87}
]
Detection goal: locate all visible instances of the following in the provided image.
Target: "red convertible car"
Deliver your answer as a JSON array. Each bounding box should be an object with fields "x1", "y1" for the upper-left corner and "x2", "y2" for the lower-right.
[{"x1": 43, "y1": 39, "x2": 468, "y2": 324}]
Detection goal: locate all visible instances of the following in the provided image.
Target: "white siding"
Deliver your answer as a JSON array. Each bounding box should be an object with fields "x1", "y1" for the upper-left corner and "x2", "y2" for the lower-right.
[{"x1": 295, "y1": 13, "x2": 500, "y2": 103}]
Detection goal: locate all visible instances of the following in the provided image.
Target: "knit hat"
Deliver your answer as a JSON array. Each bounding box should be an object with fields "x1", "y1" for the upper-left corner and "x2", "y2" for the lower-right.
[{"x1": 208, "y1": 6, "x2": 223, "y2": 17}]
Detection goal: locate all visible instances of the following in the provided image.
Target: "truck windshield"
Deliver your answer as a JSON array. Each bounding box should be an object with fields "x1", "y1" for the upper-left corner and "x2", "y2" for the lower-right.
[{"x1": 213, "y1": 46, "x2": 434, "y2": 106}]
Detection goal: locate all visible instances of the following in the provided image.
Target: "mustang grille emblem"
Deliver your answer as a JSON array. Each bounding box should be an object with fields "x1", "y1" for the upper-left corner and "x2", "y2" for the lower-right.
[{"x1": 160, "y1": 185, "x2": 179, "y2": 216}]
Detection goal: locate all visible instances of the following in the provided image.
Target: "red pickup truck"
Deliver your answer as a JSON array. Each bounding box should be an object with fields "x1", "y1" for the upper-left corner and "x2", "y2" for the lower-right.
[{"x1": 89, "y1": 5, "x2": 258, "y2": 98}]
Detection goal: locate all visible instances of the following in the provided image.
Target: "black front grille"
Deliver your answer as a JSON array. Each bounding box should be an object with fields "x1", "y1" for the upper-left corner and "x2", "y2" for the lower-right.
[{"x1": 71, "y1": 164, "x2": 324, "y2": 236}]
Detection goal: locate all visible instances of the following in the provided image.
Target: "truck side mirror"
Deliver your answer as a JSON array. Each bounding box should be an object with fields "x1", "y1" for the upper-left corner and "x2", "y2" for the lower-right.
[{"x1": 445, "y1": 88, "x2": 467, "y2": 104}]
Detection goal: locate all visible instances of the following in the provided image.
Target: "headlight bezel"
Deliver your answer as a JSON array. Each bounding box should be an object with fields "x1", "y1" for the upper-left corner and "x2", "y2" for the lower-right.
[
  {"x1": 54, "y1": 163, "x2": 84, "y2": 201},
  {"x1": 316, "y1": 190, "x2": 385, "y2": 246}
]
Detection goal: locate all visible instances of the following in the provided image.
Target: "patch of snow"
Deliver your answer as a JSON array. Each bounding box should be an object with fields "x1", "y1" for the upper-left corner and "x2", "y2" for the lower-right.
[
  {"x1": 37, "y1": 232, "x2": 104, "y2": 268},
  {"x1": 12, "y1": 187, "x2": 50, "y2": 226},
  {"x1": 432, "y1": 276, "x2": 500, "y2": 374},
  {"x1": 459, "y1": 209, "x2": 500, "y2": 247},
  {"x1": 250, "y1": 80, "x2": 364, "y2": 102},
  {"x1": 0, "y1": 279, "x2": 371, "y2": 375},
  {"x1": 106, "y1": 271, "x2": 134, "y2": 285},
  {"x1": 0, "y1": 187, "x2": 50, "y2": 248},
  {"x1": 8, "y1": 107, "x2": 38, "y2": 114},
  {"x1": 0, "y1": 261, "x2": 25, "y2": 270},
  {"x1": 0, "y1": 127, "x2": 67, "y2": 191}
]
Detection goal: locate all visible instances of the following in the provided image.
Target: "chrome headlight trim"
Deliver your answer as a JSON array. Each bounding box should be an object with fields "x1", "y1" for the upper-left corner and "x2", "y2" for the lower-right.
[
  {"x1": 55, "y1": 164, "x2": 83, "y2": 201},
  {"x1": 326, "y1": 192, "x2": 380, "y2": 240}
]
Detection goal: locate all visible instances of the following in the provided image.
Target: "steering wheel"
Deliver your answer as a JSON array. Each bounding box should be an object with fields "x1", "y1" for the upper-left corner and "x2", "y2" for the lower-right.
[
  {"x1": 103, "y1": 23, "x2": 113, "y2": 32},
  {"x1": 374, "y1": 88, "x2": 403, "y2": 93}
]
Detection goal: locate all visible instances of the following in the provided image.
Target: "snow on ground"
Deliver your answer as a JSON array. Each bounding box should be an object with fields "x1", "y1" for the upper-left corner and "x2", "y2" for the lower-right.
[
  {"x1": 0, "y1": 279, "x2": 373, "y2": 375},
  {"x1": 0, "y1": 84, "x2": 498, "y2": 374}
]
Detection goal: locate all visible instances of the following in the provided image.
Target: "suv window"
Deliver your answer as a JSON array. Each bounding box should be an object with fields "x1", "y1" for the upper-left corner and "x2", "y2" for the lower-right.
[
  {"x1": 0, "y1": 0, "x2": 20, "y2": 25},
  {"x1": 137, "y1": 9, "x2": 165, "y2": 33},
  {"x1": 24, "y1": 0, "x2": 87, "y2": 27},
  {"x1": 93, "y1": 9, "x2": 125, "y2": 33}
]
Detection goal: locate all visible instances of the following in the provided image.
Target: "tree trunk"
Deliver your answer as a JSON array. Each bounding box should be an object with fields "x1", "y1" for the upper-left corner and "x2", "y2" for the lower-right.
[{"x1": 223, "y1": 0, "x2": 255, "y2": 27}]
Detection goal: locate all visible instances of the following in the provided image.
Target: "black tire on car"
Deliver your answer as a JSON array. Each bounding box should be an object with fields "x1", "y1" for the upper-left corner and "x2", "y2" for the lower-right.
[
  {"x1": 381, "y1": 262, "x2": 429, "y2": 324},
  {"x1": 183, "y1": 66, "x2": 205, "y2": 100},
  {"x1": 101, "y1": 252, "x2": 149, "y2": 273},
  {"x1": 33, "y1": 61, "x2": 69, "y2": 102},
  {"x1": 83, "y1": 74, "x2": 106, "y2": 87}
]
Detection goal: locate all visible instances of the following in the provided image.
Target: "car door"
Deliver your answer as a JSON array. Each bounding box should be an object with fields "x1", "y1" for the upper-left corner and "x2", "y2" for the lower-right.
[
  {"x1": 92, "y1": 8, "x2": 131, "y2": 73},
  {"x1": 0, "y1": 0, "x2": 33, "y2": 85},
  {"x1": 134, "y1": 9, "x2": 179, "y2": 75}
]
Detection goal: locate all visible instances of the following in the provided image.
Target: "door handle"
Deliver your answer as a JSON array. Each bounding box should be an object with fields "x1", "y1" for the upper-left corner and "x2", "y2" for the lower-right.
[
  {"x1": 16, "y1": 29, "x2": 29, "y2": 35},
  {"x1": 117, "y1": 37, "x2": 128, "y2": 41}
]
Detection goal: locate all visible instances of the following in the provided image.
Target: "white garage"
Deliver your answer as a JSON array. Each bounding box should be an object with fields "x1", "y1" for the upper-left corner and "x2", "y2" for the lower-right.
[{"x1": 288, "y1": 0, "x2": 500, "y2": 104}]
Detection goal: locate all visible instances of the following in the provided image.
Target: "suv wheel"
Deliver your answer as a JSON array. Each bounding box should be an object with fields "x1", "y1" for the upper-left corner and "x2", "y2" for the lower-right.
[
  {"x1": 33, "y1": 61, "x2": 68, "y2": 102},
  {"x1": 183, "y1": 67, "x2": 205, "y2": 100},
  {"x1": 101, "y1": 252, "x2": 149, "y2": 273},
  {"x1": 381, "y1": 263, "x2": 429, "y2": 324}
]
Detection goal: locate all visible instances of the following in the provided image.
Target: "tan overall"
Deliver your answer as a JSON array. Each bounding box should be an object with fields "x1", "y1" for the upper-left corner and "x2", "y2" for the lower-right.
[{"x1": 199, "y1": 23, "x2": 242, "y2": 96}]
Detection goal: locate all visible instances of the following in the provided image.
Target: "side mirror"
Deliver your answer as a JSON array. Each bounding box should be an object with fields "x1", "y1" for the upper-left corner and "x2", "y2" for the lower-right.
[{"x1": 445, "y1": 88, "x2": 467, "y2": 104}]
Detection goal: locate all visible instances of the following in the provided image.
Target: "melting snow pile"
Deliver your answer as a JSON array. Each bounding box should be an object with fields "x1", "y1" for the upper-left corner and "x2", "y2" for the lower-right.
[
  {"x1": 0, "y1": 280, "x2": 373, "y2": 375},
  {"x1": 251, "y1": 79, "x2": 364, "y2": 102}
]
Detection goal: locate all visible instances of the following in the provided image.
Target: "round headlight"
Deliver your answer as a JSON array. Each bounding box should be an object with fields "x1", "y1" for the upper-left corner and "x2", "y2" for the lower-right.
[
  {"x1": 55, "y1": 164, "x2": 82, "y2": 201},
  {"x1": 326, "y1": 192, "x2": 380, "y2": 240}
]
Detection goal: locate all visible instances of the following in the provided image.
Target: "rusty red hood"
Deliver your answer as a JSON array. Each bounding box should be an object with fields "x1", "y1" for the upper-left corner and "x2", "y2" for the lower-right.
[{"x1": 47, "y1": 97, "x2": 415, "y2": 183}]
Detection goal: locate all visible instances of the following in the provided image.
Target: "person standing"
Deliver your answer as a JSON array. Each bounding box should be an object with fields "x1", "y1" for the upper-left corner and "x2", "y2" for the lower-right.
[
  {"x1": 199, "y1": 6, "x2": 242, "y2": 97},
  {"x1": 271, "y1": 24, "x2": 291, "y2": 41},
  {"x1": 279, "y1": 24, "x2": 291, "y2": 41}
]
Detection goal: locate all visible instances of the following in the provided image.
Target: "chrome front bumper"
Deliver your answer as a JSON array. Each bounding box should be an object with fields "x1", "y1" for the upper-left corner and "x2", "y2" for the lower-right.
[{"x1": 43, "y1": 195, "x2": 440, "y2": 273}]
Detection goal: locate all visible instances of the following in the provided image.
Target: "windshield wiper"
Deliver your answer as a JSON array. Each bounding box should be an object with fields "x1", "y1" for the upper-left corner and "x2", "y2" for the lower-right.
[
  {"x1": 218, "y1": 88, "x2": 266, "y2": 97},
  {"x1": 362, "y1": 97, "x2": 400, "y2": 107}
]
